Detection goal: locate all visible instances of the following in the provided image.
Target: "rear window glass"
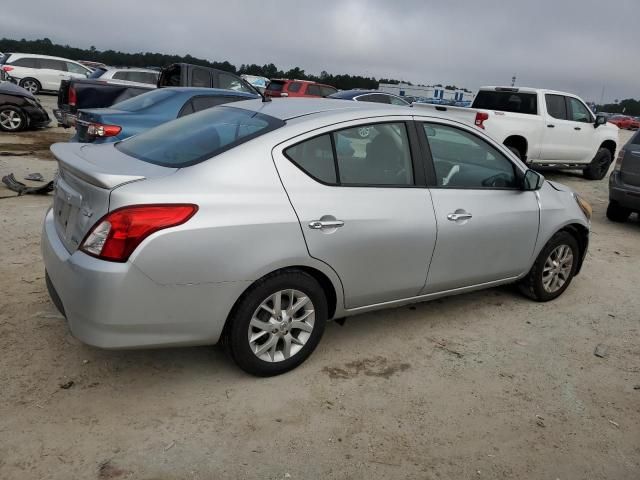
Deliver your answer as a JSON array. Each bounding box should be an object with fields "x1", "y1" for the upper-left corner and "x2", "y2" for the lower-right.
[
  {"x1": 266, "y1": 81, "x2": 284, "y2": 92},
  {"x1": 116, "y1": 106, "x2": 284, "y2": 167},
  {"x1": 473, "y1": 91, "x2": 537, "y2": 115},
  {"x1": 111, "y1": 89, "x2": 176, "y2": 112}
]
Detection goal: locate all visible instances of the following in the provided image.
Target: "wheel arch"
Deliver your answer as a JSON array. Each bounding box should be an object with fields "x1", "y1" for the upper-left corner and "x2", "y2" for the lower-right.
[
  {"x1": 221, "y1": 265, "x2": 341, "y2": 342},
  {"x1": 503, "y1": 135, "x2": 528, "y2": 159},
  {"x1": 558, "y1": 223, "x2": 589, "y2": 275},
  {"x1": 599, "y1": 139, "x2": 616, "y2": 159}
]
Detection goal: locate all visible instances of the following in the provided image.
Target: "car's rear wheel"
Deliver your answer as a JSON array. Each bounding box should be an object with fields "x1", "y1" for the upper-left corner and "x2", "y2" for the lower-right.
[
  {"x1": 606, "y1": 201, "x2": 631, "y2": 223},
  {"x1": 519, "y1": 231, "x2": 579, "y2": 302},
  {"x1": 227, "y1": 271, "x2": 327, "y2": 376},
  {"x1": 19, "y1": 78, "x2": 41, "y2": 95},
  {"x1": 0, "y1": 106, "x2": 26, "y2": 132},
  {"x1": 583, "y1": 148, "x2": 612, "y2": 180}
]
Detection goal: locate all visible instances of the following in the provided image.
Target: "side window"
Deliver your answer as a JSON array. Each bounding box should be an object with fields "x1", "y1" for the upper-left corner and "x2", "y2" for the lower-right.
[
  {"x1": 335, "y1": 123, "x2": 413, "y2": 185},
  {"x1": 112, "y1": 71, "x2": 129, "y2": 80},
  {"x1": 284, "y1": 123, "x2": 414, "y2": 187},
  {"x1": 177, "y1": 100, "x2": 195, "y2": 118},
  {"x1": 357, "y1": 94, "x2": 389, "y2": 104},
  {"x1": 320, "y1": 86, "x2": 337, "y2": 97},
  {"x1": 10, "y1": 57, "x2": 38, "y2": 68},
  {"x1": 423, "y1": 123, "x2": 517, "y2": 189},
  {"x1": 545, "y1": 94, "x2": 568, "y2": 120},
  {"x1": 389, "y1": 95, "x2": 409, "y2": 106},
  {"x1": 40, "y1": 59, "x2": 67, "y2": 71},
  {"x1": 287, "y1": 82, "x2": 301, "y2": 93},
  {"x1": 306, "y1": 84, "x2": 322, "y2": 96},
  {"x1": 191, "y1": 96, "x2": 243, "y2": 112},
  {"x1": 192, "y1": 68, "x2": 211, "y2": 87},
  {"x1": 66, "y1": 62, "x2": 88, "y2": 75},
  {"x1": 218, "y1": 73, "x2": 254, "y2": 93},
  {"x1": 285, "y1": 134, "x2": 337, "y2": 184},
  {"x1": 567, "y1": 97, "x2": 592, "y2": 123}
]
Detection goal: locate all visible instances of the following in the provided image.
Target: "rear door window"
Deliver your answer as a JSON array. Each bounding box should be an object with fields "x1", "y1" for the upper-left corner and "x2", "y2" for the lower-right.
[
  {"x1": 66, "y1": 62, "x2": 88, "y2": 75},
  {"x1": 191, "y1": 95, "x2": 245, "y2": 112},
  {"x1": 320, "y1": 86, "x2": 337, "y2": 97},
  {"x1": 287, "y1": 82, "x2": 301, "y2": 93},
  {"x1": 9, "y1": 57, "x2": 39, "y2": 68},
  {"x1": 357, "y1": 94, "x2": 390, "y2": 104},
  {"x1": 116, "y1": 106, "x2": 284, "y2": 167},
  {"x1": 545, "y1": 94, "x2": 568, "y2": 120},
  {"x1": 218, "y1": 73, "x2": 254, "y2": 93},
  {"x1": 191, "y1": 68, "x2": 211, "y2": 87},
  {"x1": 40, "y1": 59, "x2": 67, "y2": 71},
  {"x1": 472, "y1": 91, "x2": 537, "y2": 115},
  {"x1": 306, "y1": 84, "x2": 322, "y2": 96}
]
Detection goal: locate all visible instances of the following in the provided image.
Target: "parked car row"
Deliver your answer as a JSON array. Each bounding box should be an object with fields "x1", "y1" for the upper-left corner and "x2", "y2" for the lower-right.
[{"x1": 607, "y1": 114, "x2": 640, "y2": 130}]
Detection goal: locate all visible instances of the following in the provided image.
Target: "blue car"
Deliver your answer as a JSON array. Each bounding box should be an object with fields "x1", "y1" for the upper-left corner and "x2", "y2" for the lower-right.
[{"x1": 72, "y1": 87, "x2": 259, "y2": 144}]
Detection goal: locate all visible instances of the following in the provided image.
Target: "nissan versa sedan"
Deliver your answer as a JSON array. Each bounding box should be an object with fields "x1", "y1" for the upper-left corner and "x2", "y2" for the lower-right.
[{"x1": 42, "y1": 99, "x2": 592, "y2": 376}]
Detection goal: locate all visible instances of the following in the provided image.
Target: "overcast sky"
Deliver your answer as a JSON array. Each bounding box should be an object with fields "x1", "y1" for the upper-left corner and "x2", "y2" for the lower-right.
[{"x1": 2, "y1": 0, "x2": 638, "y2": 102}]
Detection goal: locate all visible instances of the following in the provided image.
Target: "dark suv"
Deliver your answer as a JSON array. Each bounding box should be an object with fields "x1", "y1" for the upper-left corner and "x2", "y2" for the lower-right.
[
  {"x1": 264, "y1": 79, "x2": 337, "y2": 98},
  {"x1": 608, "y1": 130, "x2": 640, "y2": 222}
]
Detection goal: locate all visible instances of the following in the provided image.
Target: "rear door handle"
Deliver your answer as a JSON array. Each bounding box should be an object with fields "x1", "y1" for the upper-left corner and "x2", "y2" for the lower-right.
[
  {"x1": 447, "y1": 212, "x2": 473, "y2": 221},
  {"x1": 547, "y1": 124, "x2": 555, "y2": 128},
  {"x1": 309, "y1": 220, "x2": 344, "y2": 230},
  {"x1": 574, "y1": 127, "x2": 581, "y2": 131}
]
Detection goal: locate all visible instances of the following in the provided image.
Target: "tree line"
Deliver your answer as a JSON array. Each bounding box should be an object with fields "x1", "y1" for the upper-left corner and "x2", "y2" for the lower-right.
[
  {"x1": 596, "y1": 98, "x2": 640, "y2": 116},
  {"x1": 0, "y1": 37, "x2": 475, "y2": 92}
]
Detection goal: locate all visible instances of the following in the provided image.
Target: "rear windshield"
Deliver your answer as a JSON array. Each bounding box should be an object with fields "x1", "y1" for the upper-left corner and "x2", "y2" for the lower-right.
[
  {"x1": 473, "y1": 91, "x2": 538, "y2": 115},
  {"x1": 266, "y1": 81, "x2": 284, "y2": 92},
  {"x1": 112, "y1": 89, "x2": 176, "y2": 112},
  {"x1": 116, "y1": 106, "x2": 284, "y2": 167}
]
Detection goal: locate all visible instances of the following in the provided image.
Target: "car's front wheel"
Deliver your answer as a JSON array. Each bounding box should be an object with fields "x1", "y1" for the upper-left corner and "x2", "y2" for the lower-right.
[
  {"x1": 519, "y1": 231, "x2": 580, "y2": 302},
  {"x1": 227, "y1": 271, "x2": 327, "y2": 376},
  {"x1": 0, "y1": 106, "x2": 26, "y2": 132}
]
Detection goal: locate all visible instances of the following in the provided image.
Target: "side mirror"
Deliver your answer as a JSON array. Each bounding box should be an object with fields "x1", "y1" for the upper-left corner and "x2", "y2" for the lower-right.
[
  {"x1": 594, "y1": 114, "x2": 607, "y2": 128},
  {"x1": 522, "y1": 169, "x2": 544, "y2": 191}
]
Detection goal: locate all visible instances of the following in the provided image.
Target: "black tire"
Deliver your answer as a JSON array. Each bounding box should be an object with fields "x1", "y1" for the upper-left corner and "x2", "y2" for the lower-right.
[
  {"x1": 0, "y1": 105, "x2": 27, "y2": 132},
  {"x1": 583, "y1": 148, "x2": 612, "y2": 180},
  {"x1": 226, "y1": 270, "x2": 327, "y2": 376},
  {"x1": 518, "y1": 231, "x2": 580, "y2": 302},
  {"x1": 19, "y1": 78, "x2": 41, "y2": 95},
  {"x1": 606, "y1": 201, "x2": 630, "y2": 223},
  {"x1": 506, "y1": 145, "x2": 522, "y2": 160}
]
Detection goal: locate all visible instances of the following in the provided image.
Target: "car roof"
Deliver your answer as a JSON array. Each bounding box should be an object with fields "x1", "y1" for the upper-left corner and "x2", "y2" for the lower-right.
[
  {"x1": 7, "y1": 53, "x2": 81, "y2": 63},
  {"x1": 226, "y1": 97, "x2": 413, "y2": 121},
  {"x1": 104, "y1": 67, "x2": 159, "y2": 73}
]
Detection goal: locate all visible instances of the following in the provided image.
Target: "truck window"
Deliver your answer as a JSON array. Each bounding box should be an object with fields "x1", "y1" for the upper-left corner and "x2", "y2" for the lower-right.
[
  {"x1": 192, "y1": 68, "x2": 211, "y2": 88},
  {"x1": 545, "y1": 94, "x2": 568, "y2": 120},
  {"x1": 567, "y1": 97, "x2": 593, "y2": 123},
  {"x1": 472, "y1": 91, "x2": 537, "y2": 115}
]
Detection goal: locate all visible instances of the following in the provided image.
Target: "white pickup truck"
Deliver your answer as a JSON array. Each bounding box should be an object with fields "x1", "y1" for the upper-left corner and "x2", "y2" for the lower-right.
[{"x1": 413, "y1": 86, "x2": 619, "y2": 180}]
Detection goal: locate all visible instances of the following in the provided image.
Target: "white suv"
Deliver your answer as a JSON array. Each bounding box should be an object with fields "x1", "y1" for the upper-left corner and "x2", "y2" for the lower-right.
[{"x1": 0, "y1": 53, "x2": 92, "y2": 94}]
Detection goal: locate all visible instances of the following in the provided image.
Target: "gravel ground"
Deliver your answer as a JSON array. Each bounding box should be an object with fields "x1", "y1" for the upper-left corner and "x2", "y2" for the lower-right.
[{"x1": 0, "y1": 103, "x2": 638, "y2": 479}]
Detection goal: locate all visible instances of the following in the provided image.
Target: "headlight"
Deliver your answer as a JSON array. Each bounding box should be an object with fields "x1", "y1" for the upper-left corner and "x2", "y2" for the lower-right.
[{"x1": 574, "y1": 193, "x2": 592, "y2": 221}]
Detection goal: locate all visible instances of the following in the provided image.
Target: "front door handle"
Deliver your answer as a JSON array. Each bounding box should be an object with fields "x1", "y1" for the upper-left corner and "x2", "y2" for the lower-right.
[
  {"x1": 309, "y1": 220, "x2": 345, "y2": 230},
  {"x1": 547, "y1": 124, "x2": 555, "y2": 128},
  {"x1": 574, "y1": 127, "x2": 581, "y2": 131},
  {"x1": 447, "y1": 212, "x2": 473, "y2": 221}
]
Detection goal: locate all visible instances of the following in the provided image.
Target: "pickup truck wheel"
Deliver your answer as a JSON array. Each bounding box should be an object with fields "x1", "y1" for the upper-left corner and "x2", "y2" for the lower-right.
[
  {"x1": 583, "y1": 148, "x2": 612, "y2": 180},
  {"x1": 19, "y1": 78, "x2": 41, "y2": 95},
  {"x1": 518, "y1": 231, "x2": 579, "y2": 302},
  {"x1": 606, "y1": 201, "x2": 630, "y2": 223}
]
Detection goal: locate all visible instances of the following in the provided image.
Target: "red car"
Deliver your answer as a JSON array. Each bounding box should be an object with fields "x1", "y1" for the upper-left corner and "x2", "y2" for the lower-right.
[
  {"x1": 608, "y1": 115, "x2": 634, "y2": 129},
  {"x1": 629, "y1": 117, "x2": 640, "y2": 130},
  {"x1": 265, "y1": 79, "x2": 337, "y2": 98}
]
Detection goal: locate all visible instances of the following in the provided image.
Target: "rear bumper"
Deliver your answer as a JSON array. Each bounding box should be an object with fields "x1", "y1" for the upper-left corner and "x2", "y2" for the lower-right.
[
  {"x1": 609, "y1": 171, "x2": 640, "y2": 211},
  {"x1": 41, "y1": 209, "x2": 249, "y2": 349}
]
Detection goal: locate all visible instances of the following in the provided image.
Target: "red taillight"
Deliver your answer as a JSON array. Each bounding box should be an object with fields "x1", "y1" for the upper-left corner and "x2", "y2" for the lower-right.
[
  {"x1": 2, "y1": 65, "x2": 14, "y2": 72},
  {"x1": 614, "y1": 149, "x2": 625, "y2": 172},
  {"x1": 80, "y1": 204, "x2": 198, "y2": 262},
  {"x1": 474, "y1": 112, "x2": 489, "y2": 129},
  {"x1": 68, "y1": 86, "x2": 77, "y2": 107},
  {"x1": 86, "y1": 122, "x2": 122, "y2": 137}
]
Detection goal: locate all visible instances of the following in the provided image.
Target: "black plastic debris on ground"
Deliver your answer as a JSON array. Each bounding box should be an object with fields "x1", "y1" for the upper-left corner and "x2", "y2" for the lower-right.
[{"x1": 1, "y1": 173, "x2": 53, "y2": 196}]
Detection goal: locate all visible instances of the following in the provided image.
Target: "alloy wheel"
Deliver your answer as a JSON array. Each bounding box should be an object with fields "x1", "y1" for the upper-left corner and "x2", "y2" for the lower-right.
[
  {"x1": 22, "y1": 80, "x2": 38, "y2": 94},
  {"x1": 0, "y1": 109, "x2": 23, "y2": 130},
  {"x1": 248, "y1": 289, "x2": 315, "y2": 362},
  {"x1": 542, "y1": 244, "x2": 574, "y2": 293}
]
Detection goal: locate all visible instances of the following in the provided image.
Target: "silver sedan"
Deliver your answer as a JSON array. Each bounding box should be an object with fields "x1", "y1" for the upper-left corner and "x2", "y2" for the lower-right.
[{"x1": 42, "y1": 99, "x2": 592, "y2": 376}]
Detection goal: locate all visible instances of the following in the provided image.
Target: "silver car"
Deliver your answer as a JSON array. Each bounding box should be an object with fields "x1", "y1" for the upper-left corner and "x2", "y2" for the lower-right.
[{"x1": 42, "y1": 99, "x2": 592, "y2": 376}]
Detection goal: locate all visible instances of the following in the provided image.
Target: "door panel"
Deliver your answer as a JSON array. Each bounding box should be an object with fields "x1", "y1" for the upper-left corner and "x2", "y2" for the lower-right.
[
  {"x1": 272, "y1": 120, "x2": 437, "y2": 308},
  {"x1": 541, "y1": 94, "x2": 593, "y2": 162},
  {"x1": 423, "y1": 189, "x2": 539, "y2": 293}
]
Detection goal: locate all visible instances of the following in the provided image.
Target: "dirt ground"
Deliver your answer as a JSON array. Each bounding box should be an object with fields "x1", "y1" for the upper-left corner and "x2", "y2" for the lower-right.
[{"x1": 0, "y1": 97, "x2": 639, "y2": 479}]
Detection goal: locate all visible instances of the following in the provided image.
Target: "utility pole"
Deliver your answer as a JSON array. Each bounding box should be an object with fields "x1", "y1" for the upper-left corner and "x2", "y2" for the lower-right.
[
  {"x1": 511, "y1": 75, "x2": 516, "y2": 87},
  {"x1": 600, "y1": 86, "x2": 605, "y2": 105}
]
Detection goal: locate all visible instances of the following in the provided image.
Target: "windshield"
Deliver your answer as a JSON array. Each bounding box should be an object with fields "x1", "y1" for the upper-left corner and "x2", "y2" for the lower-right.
[
  {"x1": 111, "y1": 89, "x2": 176, "y2": 112},
  {"x1": 116, "y1": 106, "x2": 284, "y2": 167},
  {"x1": 473, "y1": 91, "x2": 538, "y2": 115}
]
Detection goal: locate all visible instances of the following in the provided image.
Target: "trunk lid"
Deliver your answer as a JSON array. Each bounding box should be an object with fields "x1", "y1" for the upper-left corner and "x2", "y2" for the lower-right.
[{"x1": 50, "y1": 142, "x2": 177, "y2": 253}]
